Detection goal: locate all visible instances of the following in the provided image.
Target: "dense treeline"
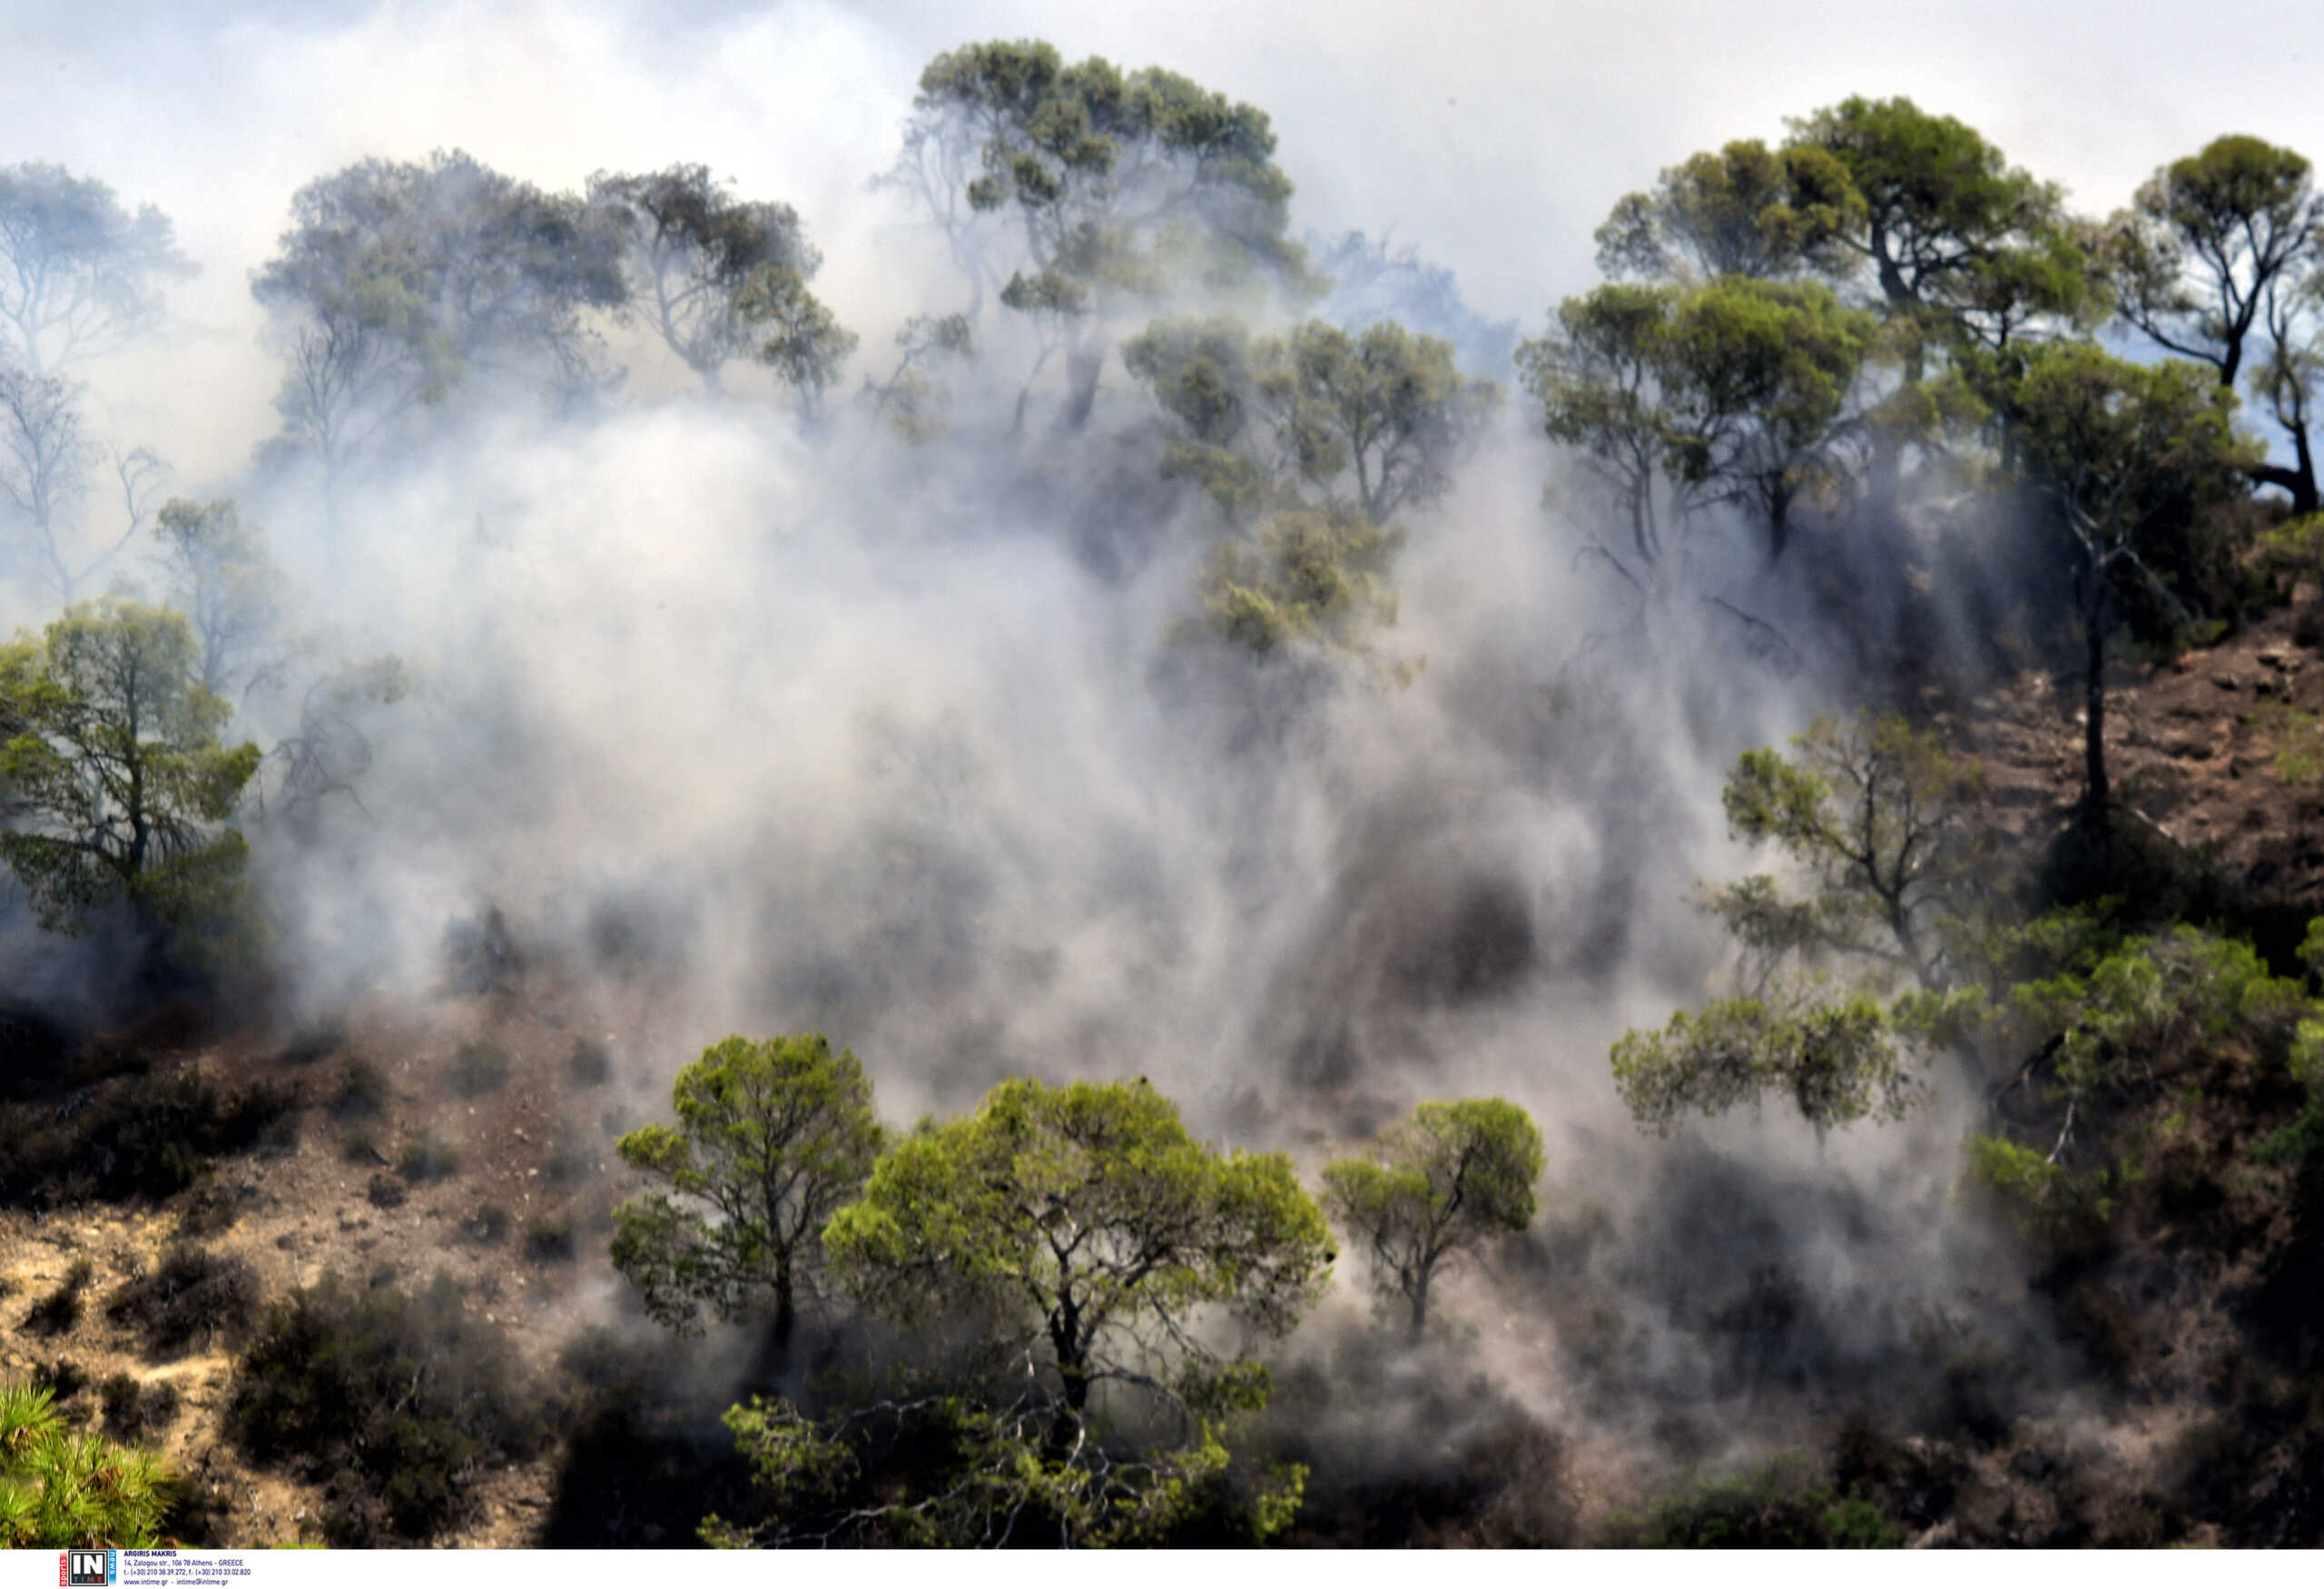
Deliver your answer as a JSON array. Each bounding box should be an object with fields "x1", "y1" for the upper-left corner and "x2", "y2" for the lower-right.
[{"x1": 5, "y1": 33, "x2": 2324, "y2": 1551}]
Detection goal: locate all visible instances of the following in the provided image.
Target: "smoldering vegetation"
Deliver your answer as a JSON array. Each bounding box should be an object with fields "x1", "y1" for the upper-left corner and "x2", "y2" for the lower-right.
[{"x1": 5, "y1": 9, "x2": 2324, "y2": 1552}]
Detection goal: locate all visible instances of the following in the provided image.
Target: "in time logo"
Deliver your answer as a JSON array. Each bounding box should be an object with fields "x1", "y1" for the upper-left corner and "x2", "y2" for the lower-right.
[{"x1": 60, "y1": 1551, "x2": 114, "y2": 1587}]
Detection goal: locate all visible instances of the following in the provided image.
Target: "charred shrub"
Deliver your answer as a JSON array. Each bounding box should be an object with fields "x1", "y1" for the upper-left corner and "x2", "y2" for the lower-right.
[
  {"x1": 1252, "y1": 1356, "x2": 1581, "y2": 1548},
  {"x1": 397, "y1": 1133, "x2": 460, "y2": 1183},
  {"x1": 1829, "y1": 1410, "x2": 1965, "y2": 1532},
  {"x1": 107, "y1": 1246, "x2": 261, "y2": 1358},
  {"x1": 174, "y1": 1179, "x2": 255, "y2": 1241},
  {"x1": 541, "y1": 1327, "x2": 755, "y2": 1547},
  {"x1": 277, "y1": 1022, "x2": 347, "y2": 1068},
  {"x1": 567, "y1": 1037, "x2": 613, "y2": 1088},
  {"x1": 0, "y1": 1002, "x2": 81, "y2": 1102},
  {"x1": 544, "y1": 1119, "x2": 595, "y2": 1184},
  {"x1": 34, "y1": 1357, "x2": 91, "y2": 1409},
  {"x1": 459, "y1": 1204, "x2": 510, "y2": 1246},
  {"x1": 445, "y1": 1041, "x2": 510, "y2": 1100},
  {"x1": 366, "y1": 1173, "x2": 407, "y2": 1209},
  {"x1": 1917, "y1": 1347, "x2": 2024, "y2": 1448},
  {"x1": 443, "y1": 906, "x2": 521, "y2": 996},
  {"x1": 24, "y1": 1258, "x2": 95, "y2": 1337},
  {"x1": 225, "y1": 1272, "x2": 549, "y2": 1546},
  {"x1": 0, "y1": 1069, "x2": 295, "y2": 1207},
  {"x1": 327, "y1": 1060, "x2": 389, "y2": 1122},
  {"x1": 522, "y1": 1214, "x2": 576, "y2": 1266},
  {"x1": 102, "y1": 1373, "x2": 182, "y2": 1442},
  {"x1": 2058, "y1": 1282, "x2": 2145, "y2": 1389}
]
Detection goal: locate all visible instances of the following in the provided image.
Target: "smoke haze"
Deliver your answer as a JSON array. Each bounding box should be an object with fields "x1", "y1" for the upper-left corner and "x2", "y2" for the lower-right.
[{"x1": 5, "y1": 0, "x2": 2305, "y2": 1524}]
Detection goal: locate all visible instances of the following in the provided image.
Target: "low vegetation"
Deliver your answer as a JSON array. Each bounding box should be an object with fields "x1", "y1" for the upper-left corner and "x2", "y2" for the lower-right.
[{"x1": 224, "y1": 1272, "x2": 550, "y2": 1545}]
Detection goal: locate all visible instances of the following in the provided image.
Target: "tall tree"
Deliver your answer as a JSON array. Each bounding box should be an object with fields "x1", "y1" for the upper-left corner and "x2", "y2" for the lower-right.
[
  {"x1": 720, "y1": 1077, "x2": 1331, "y2": 1546},
  {"x1": 1709, "y1": 713, "x2": 1986, "y2": 1000},
  {"x1": 1654, "y1": 277, "x2": 1875, "y2": 562},
  {"x1": 1127, "y1": 314, "x2": 1494, "y2": 666},
  {"x1": 896, "y1": 40, "x2": 1310, "y2": 429},
  {"x1": 611, "y1": 1033, "x2": 883, "y2": 1351},
  {"x1": 1605, "y1": 714, "x2": 1993, "y2": 1141},
  {"x1": 587, "y1": 164, "x2": 841, "y2": 393},
  {"x1": 0, "y1": 598, "x2": 262, "y2": 945},
  {"x1": 2009, "y1": 342, "x2": 2258, "y2": 856},
  {"x1": 0, "y1": 364, "x2": 161, "y2": 601},
  {"x1": 826, "y1": 1076, "x2": 1330, "y2": 1426},
  {"x1": 1517, "y1": 282, "x2": 1682, "y2": 586},
  {"x1": 2255, "y1": 300, "x2": 2321, "y2": 515},
  {"x1": 1787, "y1": 98, "x2": 2096, "y2": 515},
  {"x1": 2110, "y1": 135, "x2": 2319, "y2": 390},
  {"x1": 0, "y1": 163, "x2": 197, "y2": 376},
  {"x1": 2110, "y1": 135, "x2": 2322, "y2": 513},
  {"x1": 252, "y1": 150, "x2": 628, "y2": 475},
  {"x1": 1321, "y1": 1099, "x2": 1543, "y2": 1338},
  {"x1": 149, "y1": 498, "x2": 287, "y2": 699}
]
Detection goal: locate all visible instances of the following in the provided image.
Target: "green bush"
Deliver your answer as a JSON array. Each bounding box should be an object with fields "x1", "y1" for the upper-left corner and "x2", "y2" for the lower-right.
[
  {"x1": 1965, "y1": 1135, "x2": 2132, "y2": 1260},
  {"x1": 106, "y1": 1247, "x2": 261, "y2": 1358},
  {"x1": 445, "y1": 1041, "x2": 510, "y2": 1100},
  {"x1": 224, "y1": 1272, "x2": 549, "y2": 1545},
  {"x1": 0, "y1": 1379, "x2": 174, "y2": 1546},
  {"x1": 1604, "y1": 1454, "x2": 1898, "y2": 1547}
]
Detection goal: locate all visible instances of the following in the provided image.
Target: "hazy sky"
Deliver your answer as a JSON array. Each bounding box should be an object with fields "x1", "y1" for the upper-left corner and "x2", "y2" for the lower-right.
[{"x1": 8, "y1": 0, "x2": 2323, "y2": 329}]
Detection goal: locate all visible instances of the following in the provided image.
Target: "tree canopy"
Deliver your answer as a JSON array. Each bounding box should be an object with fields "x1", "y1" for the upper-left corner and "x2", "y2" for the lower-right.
[
  {"x1": 2009, "y1": 340, "x2": 2258, "y2": 838},
  {"x1": 587, "y1": 163, "x2": 836, "y2": 392},
  {"x1": 710, "y1": 1077, "x2": 1331, "y2": 1545},
  {"x1": 826, "y1": 1076, "x2": 1331, "y2": 1416},
  {"x1": 1607, "y1": 714, "x2": 1985, "y2": 1138},
  {"x1": 896, "y1": 39, "x2": 1310, "y2": 428},
  {"x1": 2108, "y1": 134, "x2": 2324, "y2": 513},
  {"x1": 1321, "y1": 1098, "x2": 1544, "y2": 1337},
  {"x1": 0, "y1": 598, "x2": 261, "y2": 949},
  {"x1": 611, "y1": 1032, "x2": 882, "y2": 1348},
  {"x1": 0, "y1": 163, "x2": 196, "y2": 375},
  {"x1": 252, "y1": 150, "x2": 628, "y2": 471},
  {"x1": 1595, "y1": 139, "x2": 1863, "y2": 282}
]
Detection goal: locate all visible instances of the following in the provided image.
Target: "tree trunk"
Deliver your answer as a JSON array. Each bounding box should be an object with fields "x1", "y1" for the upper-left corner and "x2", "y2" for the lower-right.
[
  {"x1": 1407, "y1": 1273, "x2": 1430, "y2": 1342},
  {"x1": 1866, "y1": 429, "x2": 1902, "y2": 537},
  {"x1": 2082, "y1": 576, "x2": 2112, "y2": 873},
  {"x1": 2253, "y1": 445, "x2": 2319, "y2": 518},
  {"x1": 772, "y1": 1255, "x2": 794, "y2": 1356},
  {"x1": 1059, "y1": 348, "x2": 1103, "y2": 433},
  {"x1": 1765, "y1": 477, "x2": 1793, "y2": 565}
]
